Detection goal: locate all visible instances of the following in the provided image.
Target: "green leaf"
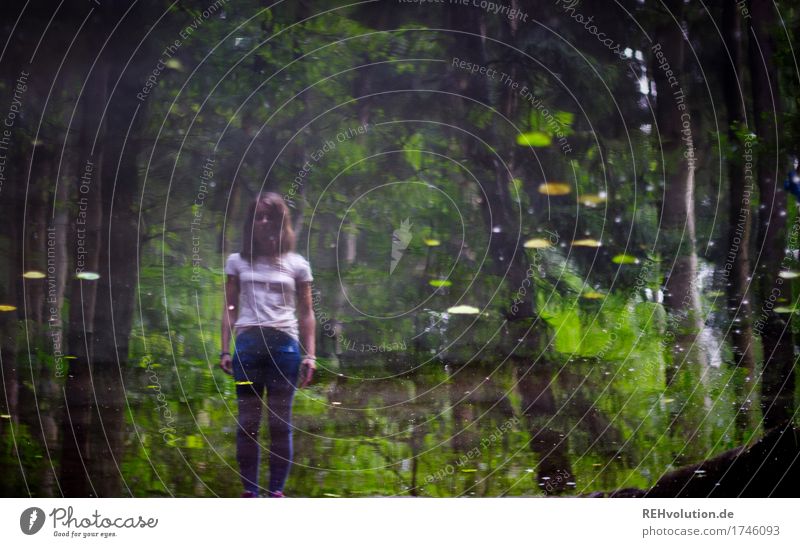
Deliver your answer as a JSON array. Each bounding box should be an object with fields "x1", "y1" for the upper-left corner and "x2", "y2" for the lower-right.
[
  {"x1": 516, "y1": 132, "x2": 552, "y2": 147},
  {"x1": 612, "y1": 254, "x2": 640, "y2": 265}
]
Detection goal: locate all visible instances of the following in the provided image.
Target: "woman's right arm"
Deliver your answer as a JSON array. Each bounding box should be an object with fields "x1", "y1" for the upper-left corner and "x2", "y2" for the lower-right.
[{"x1": 220, "y1": 274, "x2": 240, "y2": 375}]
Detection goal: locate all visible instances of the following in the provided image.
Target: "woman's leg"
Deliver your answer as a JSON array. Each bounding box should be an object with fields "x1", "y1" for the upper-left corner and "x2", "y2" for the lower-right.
[
  {"x1": 264, "y1": 346, "x2": 301, "y2": 495},
  {"x1": 235, "y1": 382, "x2": 266, "y2": 495}
]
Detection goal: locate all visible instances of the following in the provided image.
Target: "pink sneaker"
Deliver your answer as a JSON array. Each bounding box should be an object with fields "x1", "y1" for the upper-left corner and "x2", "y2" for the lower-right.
[
  {"x1": 241, "y1": 491, "x2": 259, "y2": 498},
  {"x1": 267, "y1": 490, "x2": 285, "y2": 498}
]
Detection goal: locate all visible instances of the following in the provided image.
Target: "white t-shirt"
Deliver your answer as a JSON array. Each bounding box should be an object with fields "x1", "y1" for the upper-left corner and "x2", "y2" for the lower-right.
[{"x1": 224, "y1": 251, "x2": 313, "y2": 341}]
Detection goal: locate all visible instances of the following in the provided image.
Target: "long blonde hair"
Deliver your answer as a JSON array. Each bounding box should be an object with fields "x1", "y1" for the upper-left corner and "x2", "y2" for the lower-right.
[{"x1": 241, "y1": 192, "x2": 296, "y2": 260}]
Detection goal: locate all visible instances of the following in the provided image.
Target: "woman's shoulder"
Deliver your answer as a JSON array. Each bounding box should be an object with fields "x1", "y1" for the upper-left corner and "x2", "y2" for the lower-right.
[
  {"x1": 286, "y1": 252, "x2": 312, "y2": 281},
  {"x1": 286, "y1": 251, "x2": 309, "y2": 263},
  {"x1": 224, "y1": 252, "x2": 245, "y2": 274}
]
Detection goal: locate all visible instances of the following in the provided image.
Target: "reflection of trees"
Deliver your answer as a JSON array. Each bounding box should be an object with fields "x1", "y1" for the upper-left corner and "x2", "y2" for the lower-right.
[
  {"x1": 721, "y1": 1, "x2": 757, "y2": 374},
  {"x1": 516, "y1": 359, "x2": 628, "y2": 496},
  {"x1": 648, "y1": 0, "x2": 715, "y2": 470},
  {"x1": 595, "y1": 424, "x2": 800, "y2": 497},
  {"x1": 749, "y1": 0, "x2": 795, "y2": 431},
  {"x1": 0, "y1": 0, "x2": 797, "y2": 499},
  {"x1": 652, "y1": 0, "x2": 707, "y2": 380},
  {"x1": 516, "y1": 361, "x2": 573, "y2": 495}
]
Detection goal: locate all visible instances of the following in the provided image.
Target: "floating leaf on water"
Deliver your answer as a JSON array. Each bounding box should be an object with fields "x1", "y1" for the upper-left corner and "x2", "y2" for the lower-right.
[
  {"x1": 0, "y1": 304, "x2": 17, "y2": 312},
  {"x1": 76, "y1": 271, "x2": 100, "y2": 280},
  {"x1": 146, "y1": 385, "x2": 159, "y2": 389},
  {"x1": 64, "y1": 355, "x2": 78, "y2": 360},
  {"x1": 447, "y1": 305, "x2": 480, "y2": 314},
  {"x1": 429, "y1": 279, "x2": 452, "y2": 287},
  {"x1": 235, "y1": 381, "x2": 254, "y2": 385},
  {"x1": 331, "y1": 401, "x2": 342, "y2": 405},
  {"x1": 705, "y1": 290, "x2": 725, "y2": 297},
  {"x1": 516, "y1": 131, "x2": 552, "y2": 147},
  {"x1": 424, "y1": 238, "x2": 441, "y2": 247},
  {"x1": 774, "y1": 306, "x2": 797, "y2": 314},
  {"x1": 165, "y1": 58, "x2": 184, "y2": 71},
  {"x1": 572, "y1": 239, "x2": 602, "y2": 247},
  {"x1": 778, "y1": 270, "x2": 800, "y2": 279},
  {"x1": 581, "y1": 291, "x2": 605, "y2": 299},
  {"x1": 524, "y1": 238, "x2": 552, "y2": 249},
  {"x1": 22, "y1": 271, "x2": 46, "y2": 279},
  {"x1": 538, "y1": 182, "x2": 571, "y2": 195},
  {"x1": 661, "y1": 397, "x2": 675, "y2": 404},
  {"x1": 323, "y1": 493, "x2": 341, "y2": 497},
  {"x1": 460, "y1": 468, "x2": 477, "y2": 473},
  {"x1": 580, "y1": 193, "x2": 607, "y2": 206},
  {"x1": 0, "y1": 414, "x2": 11, "y2": 419},
  {"x1": 612, "y1": 253, "x2": 639, "y2": 265}
]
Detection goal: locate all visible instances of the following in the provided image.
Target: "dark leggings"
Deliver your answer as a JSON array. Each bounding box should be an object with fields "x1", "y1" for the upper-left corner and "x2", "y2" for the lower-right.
[{"x1": 233, "y1": 327, "x2": 300, "y2": 495}]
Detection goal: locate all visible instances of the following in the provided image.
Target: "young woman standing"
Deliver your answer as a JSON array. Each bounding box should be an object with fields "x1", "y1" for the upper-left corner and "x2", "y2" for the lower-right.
[{"x1": 219, "y1": 192, "x2": 316, "y2": 497}]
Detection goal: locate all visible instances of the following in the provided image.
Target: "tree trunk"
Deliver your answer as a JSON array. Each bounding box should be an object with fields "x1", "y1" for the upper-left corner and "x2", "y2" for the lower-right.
[
  {"x1": 60, "y1": 9, "x2": 109, "y2": 496},
  {"x1": 516, "y1": 361, "x2": 575, "y2": 495},
  {"x1": 748, "y1": 0, "x2": 795, "y2": 430},
  {"x1": 87, "y1": 71, "x2": 146, "y2": 499},
  {"x1": 722, "y1": 2, "x2": 757, "y2": 373},
  {"x1": 446, "y1": 7, "x2": 533, "y2": 327},
  {"x1": 652, "y1": 0, "x2": 706, "y2": 383}
]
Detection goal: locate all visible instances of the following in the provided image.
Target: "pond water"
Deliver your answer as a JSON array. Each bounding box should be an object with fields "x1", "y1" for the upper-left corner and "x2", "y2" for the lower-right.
[{"x1": 2, "y1": 277, "x2": 785, "y2": 497}]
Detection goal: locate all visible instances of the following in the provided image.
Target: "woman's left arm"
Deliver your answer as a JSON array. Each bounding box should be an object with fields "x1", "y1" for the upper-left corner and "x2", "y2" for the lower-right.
[{"x1": 296, "y1": 281, "x2": 316, "y2": 388}]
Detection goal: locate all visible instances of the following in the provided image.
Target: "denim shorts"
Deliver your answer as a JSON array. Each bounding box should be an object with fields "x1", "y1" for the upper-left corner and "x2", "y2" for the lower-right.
[{"x1": 232, "y1": 327, "x2": 301, "y2": 387}]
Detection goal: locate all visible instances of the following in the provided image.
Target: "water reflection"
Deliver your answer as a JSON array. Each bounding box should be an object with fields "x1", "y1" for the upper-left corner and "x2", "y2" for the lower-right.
[{"x1": 0, "y1": 310, "x2": 796, "y2": 497}]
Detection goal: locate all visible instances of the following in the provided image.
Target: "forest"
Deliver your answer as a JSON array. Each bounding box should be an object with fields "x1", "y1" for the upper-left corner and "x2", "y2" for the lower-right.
[{"x1": 0, "y1": 0, "x2": 799, "y2": 498}]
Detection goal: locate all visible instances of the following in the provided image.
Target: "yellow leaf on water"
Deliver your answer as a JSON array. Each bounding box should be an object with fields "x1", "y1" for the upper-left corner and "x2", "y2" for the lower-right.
[
  {"x1": 538, "y1": 182, "x2": 571, "y2": 196},
  {"x1": 572, "y1": 239, "x2": 602, "y2": 247},
  {"x1": 165, "y1": 58, "x2": 184, "y2": 71},
  {"x1": 580, "y1": 193, "x2": 607, "y2": 206},
  {"x1": 524, "y1": 238, "x2": 552, "y2": 249},
  {"x1": 447, "y1": 305, "x2": 480, "y2": 315}
]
